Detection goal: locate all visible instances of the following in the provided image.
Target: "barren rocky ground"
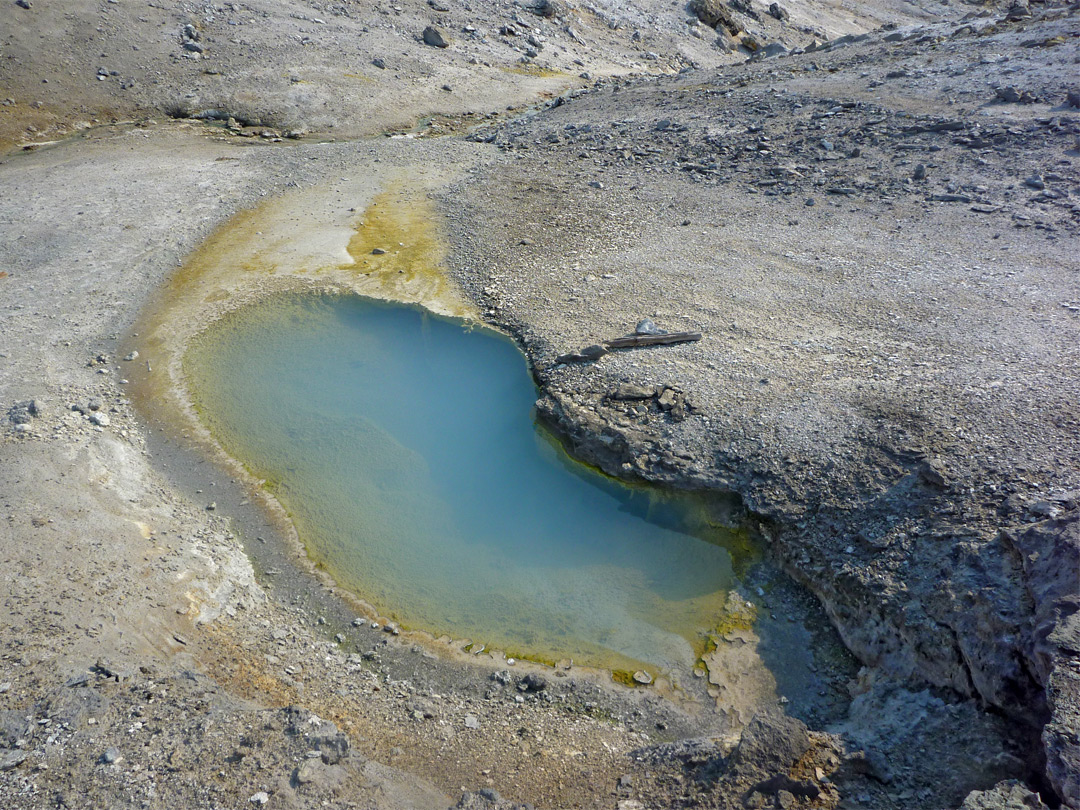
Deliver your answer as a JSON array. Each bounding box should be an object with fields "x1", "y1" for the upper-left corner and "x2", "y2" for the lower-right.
[{"x1": 1, "y1": 0, "x2": 1078, "y2": 808}]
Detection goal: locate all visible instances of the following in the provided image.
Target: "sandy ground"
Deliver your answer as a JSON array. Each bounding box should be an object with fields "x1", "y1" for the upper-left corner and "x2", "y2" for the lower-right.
[{"x1": 1, "y1": 0, "x2": 1078, "y2": 808}]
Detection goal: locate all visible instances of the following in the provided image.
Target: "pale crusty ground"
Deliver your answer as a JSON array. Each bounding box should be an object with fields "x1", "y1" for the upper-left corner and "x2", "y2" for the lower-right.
[{"x1": 1, "y1": 0, "x2": 1077, "y2": 808}]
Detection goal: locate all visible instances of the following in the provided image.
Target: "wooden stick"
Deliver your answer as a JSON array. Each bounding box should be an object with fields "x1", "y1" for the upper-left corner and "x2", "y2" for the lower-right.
[{"x1": 605, "y1": 331, "x2": 702, "y2": 349}]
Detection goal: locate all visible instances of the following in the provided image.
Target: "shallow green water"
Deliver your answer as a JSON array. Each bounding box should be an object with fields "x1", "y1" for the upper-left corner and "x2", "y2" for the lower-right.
[{"x1": 186, "y1": 293, "x2": 748, "y2": 674}]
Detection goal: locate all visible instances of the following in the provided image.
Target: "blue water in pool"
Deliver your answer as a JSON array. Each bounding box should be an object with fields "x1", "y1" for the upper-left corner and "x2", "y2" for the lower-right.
[{"x1": 186, "y1": 293, "x2": 747, "y2": 674}]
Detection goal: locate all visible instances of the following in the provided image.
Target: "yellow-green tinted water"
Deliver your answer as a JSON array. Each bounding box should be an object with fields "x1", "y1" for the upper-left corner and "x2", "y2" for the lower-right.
[{"x1": 187, "y1": 293, "x2": 747, "y2": 675}]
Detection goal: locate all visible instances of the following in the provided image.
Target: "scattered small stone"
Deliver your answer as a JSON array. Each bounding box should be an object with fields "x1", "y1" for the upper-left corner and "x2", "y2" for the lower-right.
[
  {"x1": 768, "y1": 2, "x2": 788, "y2": 20},
  {"x1": 372, "y1": 57, "x2": 386, "y2": 69},
  {"x1": 689, "y1": 0, "x2": 739, "y2": 33},
  {"x1": 422, "y1": 26, "x2": 450, "y2": 48},
  {"x1": 295, "y1": 759, "x2": 322, "y2": 784},
  {"x1": 805, "y1": 197, "x2": 816, "y2": 206},
  {"x1": 1005, "y1": 0, "x2": 1030, "y2": 21},
  {"x1": 530, "y1": 0, "x2": 559, "y2": 18},
  {"x1": 609, "y1": 383, "x2": 656, "y2": 401},
  {"x1": 371, "y1": 247, "x2": 387, "y2": 255},
  {"x1": 8, "y1": 400, "x2": 40, "y2": 425},
  {"x1": 555, "y1": 343, "x2": 608, "y2": 364},
  {"x1": 580, "y1": 344, "x2": 608, "y2": 360},
  {"x1": 88, "y1": 412, "x2": 110, "y2": 427},
  {"x1": 1024, "y1": 175, "x2": 1045, "y2": 190},
  {"x1": 464, "y1": 714, "x2": 480, "y2": 729},
  {"x1": 0, "y1": 751, "x2": 26, "y2": 770},
  {"x1": 929, "y1": 193, "x2": 971, "y2": 203},
  {"x1": 635, "y1": 318, "x2": 664, "y2": 336},
  {"x1": 912, "y1": 164, "x2": 927, "y2": 181},
  {"x1": 995, "y1": 86, "x2": 1037, "y2": 104},
  {"x1": 632, "y1": 670, "x2": 653, "y2": 685},
  {"x1": 249, "y1": 793, "x2": 269, "y2": 806},
  {"x1": 407, "y1": 699, "x2": 437, "y2": 719},
  {"x1": 759, "y1": 42, "x2": 789, "y2": 58},
  {"x1": 100, "y1": 747, "x2": 122, "y2": 765},
  {"x1": 1068, "y1": 89, "x2": 1080, "y2": 109},
  {"x1": 918, "y1": 459, "x2": 949, "y2": 488},
  {"x1": 123, "y1": 350, "x2": 139, "y2": 361},
  {"x1": 520, "y1": 673, "x2": 547, "y2": 692}
]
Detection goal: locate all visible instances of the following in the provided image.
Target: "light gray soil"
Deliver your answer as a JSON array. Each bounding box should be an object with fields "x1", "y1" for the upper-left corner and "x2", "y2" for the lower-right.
[{"x1": 1, "y1": 0, "x2": 1077, "y2": 808}]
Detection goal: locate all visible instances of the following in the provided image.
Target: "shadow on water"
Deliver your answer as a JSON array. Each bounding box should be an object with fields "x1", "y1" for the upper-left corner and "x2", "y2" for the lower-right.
[{"x1": 185, "y1": 291, "x2": 855, "y2": 696}]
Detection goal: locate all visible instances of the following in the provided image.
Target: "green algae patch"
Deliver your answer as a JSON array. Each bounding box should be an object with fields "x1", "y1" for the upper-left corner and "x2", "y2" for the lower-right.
[{"x1": 342, "y1": 189, "x2": 461, "y2": 308}]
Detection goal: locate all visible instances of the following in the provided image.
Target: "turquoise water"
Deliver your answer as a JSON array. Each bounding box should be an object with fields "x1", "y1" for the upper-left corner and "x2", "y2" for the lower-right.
[{"x1": 186, "y1": 293, "x2": 747, "y2": 674}]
